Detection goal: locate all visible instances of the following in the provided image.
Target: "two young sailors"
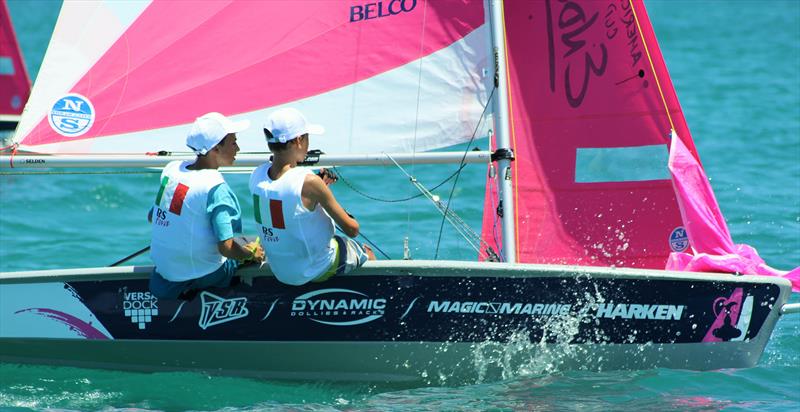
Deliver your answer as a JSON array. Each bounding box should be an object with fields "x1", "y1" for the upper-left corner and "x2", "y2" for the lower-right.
[{"x1": 148, "y1": 109, "x2": 373, "y2": 299}]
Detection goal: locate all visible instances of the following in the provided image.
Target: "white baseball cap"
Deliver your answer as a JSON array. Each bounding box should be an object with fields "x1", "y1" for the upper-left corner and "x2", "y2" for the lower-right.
[
  {"x1": 186, "y1": 112, "x2": 250, "y2": 155},
  {"x1": 263, "y1": 107, "x2": 324, "y2": 144}
]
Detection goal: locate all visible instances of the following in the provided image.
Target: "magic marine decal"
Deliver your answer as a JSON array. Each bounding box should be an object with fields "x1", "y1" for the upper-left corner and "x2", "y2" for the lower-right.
[
  {"x1": 56, "y1": 275, "x2": 780, "y2": 344},
  {"x1": 427, "y1": 301, "x2": 571, "y2": 316}
]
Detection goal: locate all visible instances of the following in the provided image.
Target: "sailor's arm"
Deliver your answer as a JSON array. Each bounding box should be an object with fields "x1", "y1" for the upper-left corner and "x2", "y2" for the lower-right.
[
  {"x1": 302, "y1": 174, "x2": 359, "y2": 238},
  {"x1": 209, "y1": 184, "x2": 264, "y2": 263},
  {"x1": 218, "y1": 238, "x2": 264, "y2": 262}
]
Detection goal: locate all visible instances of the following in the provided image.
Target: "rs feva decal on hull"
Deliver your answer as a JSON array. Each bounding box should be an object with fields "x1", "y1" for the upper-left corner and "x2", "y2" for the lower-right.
[{"x1": 0, "y1": 283, "x2": 112, "y2": 339}]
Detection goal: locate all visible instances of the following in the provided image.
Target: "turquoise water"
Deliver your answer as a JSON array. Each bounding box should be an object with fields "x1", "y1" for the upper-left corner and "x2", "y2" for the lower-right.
[{"x1": 1, "y1": 0, "x2": 799, "y2": 410}]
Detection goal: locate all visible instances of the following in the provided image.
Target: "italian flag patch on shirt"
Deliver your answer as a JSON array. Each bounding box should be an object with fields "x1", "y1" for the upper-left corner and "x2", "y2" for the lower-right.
[
  {"x1": 155, "y1": 176, "x2": 189, "y2": 215},
  {"x1": 253, "y1": 194, "x2": 285, "y2": 229}
]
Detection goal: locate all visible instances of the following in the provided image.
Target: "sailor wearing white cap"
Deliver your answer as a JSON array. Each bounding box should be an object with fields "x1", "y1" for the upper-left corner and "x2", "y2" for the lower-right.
[
  {"x1": 149, "y1": 112, "x2": 265, "y2": 299},
  {"x1": 249, "y1": 108, "x2": 375, "y2": 286}
]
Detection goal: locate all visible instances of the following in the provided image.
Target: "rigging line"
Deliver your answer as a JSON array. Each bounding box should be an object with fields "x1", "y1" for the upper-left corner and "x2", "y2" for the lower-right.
[
  {"x1": 417, "y1": 176, "x2": 488, "y2": 256},
  {"x1": 408, "y1": 0, "x2": 430, "y2": 252},
  {"x1": 332, "y1": 163, "x2": 466, "y2": 203},
  {"x1": 491, "y1": 167, "x2": 504, "y2": 261},
  {"x1": 433, "y1": 86, "x2": 496, "y2": 259},
  {"x1": 334, "y1": 226, "x2": 391, "y2": 260},
  {"x1": 629, "y1": 0, "x2": 675, "y2": 132},
  {"x1": 331, "y1": 84, "x2": 496, "y2": 204},
  {"x1": 385, "y1": 153, "x2": 491, "y2": 257}
]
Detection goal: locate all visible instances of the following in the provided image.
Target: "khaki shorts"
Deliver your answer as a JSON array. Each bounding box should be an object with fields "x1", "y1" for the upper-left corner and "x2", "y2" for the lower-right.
[{"x1": 313, "y1": 235, "x2": 369, "y2": 282}]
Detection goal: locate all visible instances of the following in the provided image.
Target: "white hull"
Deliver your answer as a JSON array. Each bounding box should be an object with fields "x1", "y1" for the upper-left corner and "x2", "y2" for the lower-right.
[{"x1": 0, "y1": 261, "x2": 792, "y2": 383}]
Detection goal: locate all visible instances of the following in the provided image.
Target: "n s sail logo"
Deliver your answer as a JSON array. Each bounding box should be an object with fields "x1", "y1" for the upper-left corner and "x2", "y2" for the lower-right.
[
  {"x1": 48, "y1": 93, "x2": 95, "y2": 137},
  {"x1": 669, "y1": 226, "x2": 689, "y2": 252}
]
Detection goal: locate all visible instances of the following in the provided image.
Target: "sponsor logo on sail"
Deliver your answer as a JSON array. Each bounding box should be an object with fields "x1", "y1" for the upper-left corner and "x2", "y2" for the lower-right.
[
  {"x1": 198, "y1": 291, "x2": 249, "y2": 330},
  {"x1": 350, "y1": 0, "x2": 417, "y2": 23},
  {"x1": 427, "y1": 300, "x2": 571, "y2": 316},
  {"x1": 594, "y1": 303, "x2": 685, "y2": 320},
  {"x1": 669, "y1": 226, "x2": 689, "y2": 252},
  {"x1": 122, "y1": 290, "x2": 158, "y2": 330},
  {"x1": 291, "y1": 288, "x2": 386, "y2": 326},
  {"x1": 48, "y1": 93, "x2": 95, "y2": 137}
]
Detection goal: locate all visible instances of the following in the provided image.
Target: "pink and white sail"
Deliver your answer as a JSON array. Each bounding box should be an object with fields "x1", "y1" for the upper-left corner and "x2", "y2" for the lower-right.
[{"x1": 14, "y1": 0, "x2": 490, "y2": 155}]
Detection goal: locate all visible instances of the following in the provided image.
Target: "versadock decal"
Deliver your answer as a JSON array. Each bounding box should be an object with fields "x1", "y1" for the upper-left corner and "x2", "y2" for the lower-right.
[
  {"x1": 122, "y1": 290, "x2": 158, "y2": 330},
  {"x1": 291, "y1": 288, "x2": 386, "y2": 326},
  {"x1": 48, "y1": 93, "x2": 95, "y2": 137}
]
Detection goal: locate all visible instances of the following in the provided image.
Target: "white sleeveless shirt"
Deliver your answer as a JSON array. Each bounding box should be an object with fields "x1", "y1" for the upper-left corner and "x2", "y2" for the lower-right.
[
  {"x1": 249, "y1": 163, "x2": 335, "y2": 285},
  {"x1": 151, "y1": 160, "x2": 226, "y2": 281}
]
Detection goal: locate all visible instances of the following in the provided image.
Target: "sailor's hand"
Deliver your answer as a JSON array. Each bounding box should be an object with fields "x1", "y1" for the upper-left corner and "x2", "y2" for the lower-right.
[
  {"x1": 244, "y1": 239, "x2": 265, "y2": 264},
  {"x1": 316, "y1": 168, "x2": 338, "y2": 186}
]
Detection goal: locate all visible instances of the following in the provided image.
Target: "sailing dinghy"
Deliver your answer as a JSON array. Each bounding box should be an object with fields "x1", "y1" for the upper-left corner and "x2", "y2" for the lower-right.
[
  {"x1": 0, "y1": 0, "x2": 30, "y2": 135},
  {"x1": 1, "y1": 0, "x2": 797, "y2": 383}
]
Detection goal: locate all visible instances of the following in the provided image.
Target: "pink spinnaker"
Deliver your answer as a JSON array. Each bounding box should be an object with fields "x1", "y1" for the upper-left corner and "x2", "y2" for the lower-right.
[{"x1": 666, "y1": 131, "x2": 800, "y2": 292}]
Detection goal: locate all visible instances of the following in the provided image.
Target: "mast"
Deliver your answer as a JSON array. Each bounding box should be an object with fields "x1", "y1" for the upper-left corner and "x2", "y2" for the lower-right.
[{"x1": 488, "y1": 0, "x2": 517, "y2": 263}]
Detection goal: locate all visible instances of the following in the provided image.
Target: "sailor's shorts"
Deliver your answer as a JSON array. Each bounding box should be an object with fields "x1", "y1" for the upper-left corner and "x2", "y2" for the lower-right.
[{"x1": 313, "y1": 235, "x2": 369, "y2": 282}]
